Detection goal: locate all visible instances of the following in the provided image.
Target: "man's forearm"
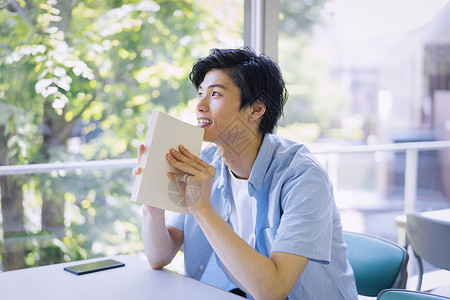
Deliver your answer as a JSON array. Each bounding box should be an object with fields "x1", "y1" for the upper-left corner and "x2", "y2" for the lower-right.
[
  {"x1": 191, "y1": 205, "x2": 305, "y2": 300},
  {"x1": 141, "y1": 206, "x2": 181, "y2": 269}
]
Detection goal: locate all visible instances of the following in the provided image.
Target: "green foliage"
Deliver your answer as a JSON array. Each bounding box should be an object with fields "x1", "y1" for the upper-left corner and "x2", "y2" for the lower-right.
[
  {"x1": 1, "y1": 0, "x2": 243, "y2": 161},
  {"x1": 0, "y1": 0, "x2": 332, "y2": 270},
  {"x1": 0, "y1": 0, "x2": 242, "y2": 269},
  {"x1": 58, "y1": 169, "x2": 144, "y2": 260},
  {"x1": 0, "y1": 103, "x2": 30, "y2": 161}
]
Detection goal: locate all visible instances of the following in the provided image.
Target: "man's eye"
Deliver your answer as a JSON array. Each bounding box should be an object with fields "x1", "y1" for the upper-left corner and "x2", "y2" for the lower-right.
[
  {"x1": 212, "y1": 91, "x2": 219, "y2": 96},
  {"x1": 198, "y1": 92, "x2": 203, "y2": 97}
]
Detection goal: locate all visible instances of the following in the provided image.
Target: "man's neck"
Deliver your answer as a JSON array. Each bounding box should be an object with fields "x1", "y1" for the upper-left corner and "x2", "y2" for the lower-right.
[{"x1": 217, "y1": 132, "x2": 264, "y2": 180}]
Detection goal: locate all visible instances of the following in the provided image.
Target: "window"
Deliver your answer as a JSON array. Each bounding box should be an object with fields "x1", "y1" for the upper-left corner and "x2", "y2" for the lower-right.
[
  {"x1": 278, "y1": 0, "x2": 450, "y2": 238},
  {"x1": 0, "y1": 0, "x2": 243, "y2": 271}
]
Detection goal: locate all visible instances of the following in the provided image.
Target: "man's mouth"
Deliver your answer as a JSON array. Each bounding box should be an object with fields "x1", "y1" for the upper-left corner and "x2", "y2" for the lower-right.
[{"x1": 197, "y1": 118, "x2": 213, "y2": 127}]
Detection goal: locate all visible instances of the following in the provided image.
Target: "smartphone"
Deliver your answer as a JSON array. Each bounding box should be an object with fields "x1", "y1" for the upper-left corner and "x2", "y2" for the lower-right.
[{"x1": 64, "y1": 259, "x2": 125, "y2": 275}]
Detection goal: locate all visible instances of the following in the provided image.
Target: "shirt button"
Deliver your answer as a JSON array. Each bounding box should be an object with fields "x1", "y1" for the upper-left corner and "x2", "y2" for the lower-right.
[{"x1": 199, "y1": 265, "x2": 205, "y2": 270}]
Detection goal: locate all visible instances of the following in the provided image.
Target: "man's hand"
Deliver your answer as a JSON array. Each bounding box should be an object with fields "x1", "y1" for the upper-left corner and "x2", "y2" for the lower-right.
[
  {"x1": 166, "y1": 144, "x2": 215, "y2": 212},
  {"x1": 132, "y1": 144, "x2": 145, "y2": 177}
]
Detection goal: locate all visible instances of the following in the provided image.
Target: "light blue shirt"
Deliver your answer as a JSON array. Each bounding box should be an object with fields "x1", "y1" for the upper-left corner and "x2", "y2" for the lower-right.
[{"x1": 168, "y1": 134, "x2": 358, "y2": 300}]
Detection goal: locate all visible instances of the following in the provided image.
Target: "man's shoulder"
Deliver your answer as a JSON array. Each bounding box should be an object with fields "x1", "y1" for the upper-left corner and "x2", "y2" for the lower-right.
[
  {"x1": 269, "y1": 134, "x2": 327, "y2": 174},
  {"x1": 270, "y1": 134, "x2": 301, "y2": 150},
  {"x1": 269, "y1": 134, "x2": 308, "y2": 162}
]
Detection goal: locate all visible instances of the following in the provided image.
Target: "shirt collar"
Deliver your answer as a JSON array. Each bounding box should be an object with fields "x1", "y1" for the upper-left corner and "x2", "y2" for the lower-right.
[
  {"x1": 248, "y1": 134, "x2": 273, "y2": 192},
  {"x1": 217, "y1": 157, "x2": 228, "y2": 189}
]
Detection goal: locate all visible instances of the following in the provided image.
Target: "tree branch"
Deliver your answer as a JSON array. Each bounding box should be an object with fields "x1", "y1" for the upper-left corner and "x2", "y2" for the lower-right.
[
  {"x1": 6, "y1": 0, "x2": 34, "y2": 28},
  {"x1": 72, "y1": 89, "x2": 98, "y2": 122}
]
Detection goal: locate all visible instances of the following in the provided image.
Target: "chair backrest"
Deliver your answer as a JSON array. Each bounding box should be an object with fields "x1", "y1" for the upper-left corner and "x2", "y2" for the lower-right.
[
  {"x1": 406, "y1": 213, "x2": 450, "y2": 271},
  {"x1": 378, "y1": 289, "x2": 450, "y2": 300},
  {"x1": 344, "y1": 231, "x2": 409, "y2": 297}
]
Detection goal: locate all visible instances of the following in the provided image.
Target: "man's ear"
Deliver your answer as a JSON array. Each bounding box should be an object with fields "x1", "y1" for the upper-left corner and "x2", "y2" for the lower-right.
[{"x1": 248, "y1": 99, "x2": 266, "y2": 122}]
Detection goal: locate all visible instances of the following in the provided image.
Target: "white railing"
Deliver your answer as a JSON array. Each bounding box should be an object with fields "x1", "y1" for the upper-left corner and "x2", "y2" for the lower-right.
[
  {"x1": 313, "y1": 140, "x2": 450, "y2": 214},
  {"x1": 1, "y1": 140, "x2": 450, "y2": 215},
  {"x1": 0, "y1": 158, "x2": 135, "y2": 175}
]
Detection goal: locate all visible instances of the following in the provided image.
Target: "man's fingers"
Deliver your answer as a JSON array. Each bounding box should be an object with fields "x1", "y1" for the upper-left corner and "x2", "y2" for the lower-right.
[
  {"x1": 178, "y1": 145, "x2": 210, "y2": 168},
  {"x1": 138, "y1": 144, "x2": 145, "y2": 163},
  {"x1": 168, "y1": 172, "x2": 189, "y2": 182},
  {"x1": 132, "y1": 167, "x2": 142, "y2": 178},
  {"x1": 133, "y1": 144, "x2": 145, "y2": 178},
  {"x1": 170, "y1": 148, "x2": 206, "y2": 172},
  {"x1": 170, "y1": 148, "x2": 188, "y2": 163},
  {"x1": 166, "y1": 152, "x2": 192, "y2": 174}
]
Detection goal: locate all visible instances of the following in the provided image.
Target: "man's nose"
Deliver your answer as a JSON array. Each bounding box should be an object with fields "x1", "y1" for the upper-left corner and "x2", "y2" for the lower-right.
[{"x1": 197, "y1": 96, "x2": 209, "y2": 112}]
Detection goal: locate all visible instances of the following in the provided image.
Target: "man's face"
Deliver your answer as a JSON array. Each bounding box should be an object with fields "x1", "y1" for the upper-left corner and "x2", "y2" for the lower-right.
[{"x1": 196, "y1": 69, "x2": 251, "y2": 146}]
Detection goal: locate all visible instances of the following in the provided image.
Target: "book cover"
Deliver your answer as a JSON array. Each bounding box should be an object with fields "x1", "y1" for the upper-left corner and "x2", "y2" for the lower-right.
[{"x1": 130, "y1": 110, "x2": 204, "y2": 214}]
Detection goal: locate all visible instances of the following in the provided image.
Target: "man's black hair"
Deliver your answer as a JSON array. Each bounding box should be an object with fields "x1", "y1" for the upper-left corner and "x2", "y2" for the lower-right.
[{"x1": 189, "y1": 47, "x2": 288, "y2": 134}]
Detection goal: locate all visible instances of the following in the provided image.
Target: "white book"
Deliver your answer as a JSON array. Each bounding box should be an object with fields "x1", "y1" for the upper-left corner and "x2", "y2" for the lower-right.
[{"x1": 130, "y1": 110, "x2": 204, "y2": 214}]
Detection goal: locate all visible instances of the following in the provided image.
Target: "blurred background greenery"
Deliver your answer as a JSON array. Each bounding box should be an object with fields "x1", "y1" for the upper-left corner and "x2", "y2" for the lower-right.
[
  {"x1": 0, "y1": 0, "x2": 331, "y2": 271},
  {"x1": 0, "y1": 0, "x2": 243, "y2": 271}
]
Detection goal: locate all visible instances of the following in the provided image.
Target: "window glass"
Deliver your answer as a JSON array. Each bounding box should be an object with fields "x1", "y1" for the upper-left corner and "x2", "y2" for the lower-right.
[
  {"x1": 0, "y1": 0, "x2": 243, "y2": 271},
  {"x1": 278, "y1": 0, "x2": 450, "y2": 240}
]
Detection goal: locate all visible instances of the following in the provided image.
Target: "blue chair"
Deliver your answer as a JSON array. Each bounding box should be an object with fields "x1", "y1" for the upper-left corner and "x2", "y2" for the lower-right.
[
  {"x1": 344, "y1": 231, "x2": 409, "y2": 297},
  {"x1": 378, "y1": 289, "x2": 450, "y2": 299},
  {"x1": 406, "y1": 213, "x2": 450, "y2": 292}
]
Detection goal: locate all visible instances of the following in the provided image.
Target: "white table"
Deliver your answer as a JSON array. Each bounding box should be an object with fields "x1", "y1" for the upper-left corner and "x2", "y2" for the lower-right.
[
  {"x1": 395, "y1": 208, "x2": 450, "y2": 246},
  {"x1": 395, "y1": 208, "x2": 450, "y2": 228},
  {"x1": 0, "y1": 254, "x2": 243, "y2": 300}
]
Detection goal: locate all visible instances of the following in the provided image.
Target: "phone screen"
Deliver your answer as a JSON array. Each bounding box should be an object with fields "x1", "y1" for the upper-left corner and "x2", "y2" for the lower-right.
[{"x1": 64, "y1": 259, "x2": 125, "y2": 275}]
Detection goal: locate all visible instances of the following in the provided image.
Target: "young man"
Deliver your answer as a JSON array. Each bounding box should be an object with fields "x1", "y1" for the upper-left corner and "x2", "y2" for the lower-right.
[{"x1": 135, "y1": 48, "x2": 358, "y2": 299}]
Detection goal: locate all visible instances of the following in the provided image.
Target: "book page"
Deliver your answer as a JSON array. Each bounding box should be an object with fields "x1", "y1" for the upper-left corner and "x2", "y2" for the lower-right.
[{"x1": 130, "y1": 110, "x2": 204, "y2": 214}]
